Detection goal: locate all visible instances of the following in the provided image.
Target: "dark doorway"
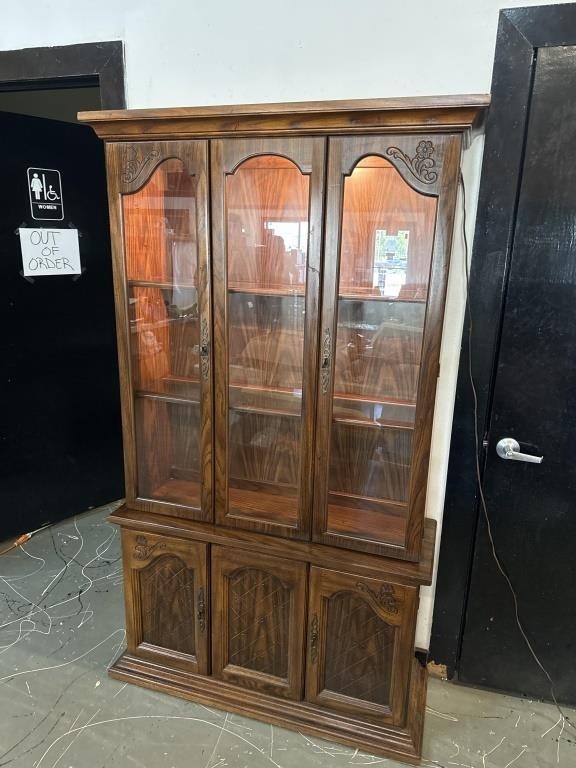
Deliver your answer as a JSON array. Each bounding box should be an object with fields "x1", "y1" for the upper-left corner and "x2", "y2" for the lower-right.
[
  {"x1": 0, "y1": 85, "x2": 101, "y2": 122},
  {"x1": 0, "y1": 42, "x2": 125, "y2": 540},
  {"x1": 431, "y1": 4, "x2": 576, "y2": 706},
  {"x1": 0, "y1": 41, "x2": 124, "y2": 110}
]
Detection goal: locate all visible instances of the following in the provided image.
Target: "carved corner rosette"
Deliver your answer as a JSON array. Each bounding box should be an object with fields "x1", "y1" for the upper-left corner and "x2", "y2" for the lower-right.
[
  {"x1": 121, "y1": 145, "x2": 161, "y2": 185},
  {"x1": 357, "y1": 582, "x2": 399, "y2": 616},
  {"x1": 386, "y1": 140, "x2": 438, "y2": 185},
  {"x1": 133, "y1": 535, "x2": 166, "y2": 562}
]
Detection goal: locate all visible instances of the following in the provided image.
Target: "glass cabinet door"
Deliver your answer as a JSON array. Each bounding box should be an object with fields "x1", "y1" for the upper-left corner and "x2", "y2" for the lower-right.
[
  {"x1": 314, "y1": 134, "x2": 460, "y2": 559},
  {"x1": 110, "y1": 141, "x2": 212, "y2": 520},
  {"x1": 212, "y1": 137, "x2": 325, "y2": 539}
]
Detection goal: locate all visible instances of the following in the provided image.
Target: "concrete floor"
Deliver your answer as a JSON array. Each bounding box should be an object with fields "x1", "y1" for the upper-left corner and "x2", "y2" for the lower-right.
[{"x1": 0, "y1": 504, "x2": 574, "y2": 768}]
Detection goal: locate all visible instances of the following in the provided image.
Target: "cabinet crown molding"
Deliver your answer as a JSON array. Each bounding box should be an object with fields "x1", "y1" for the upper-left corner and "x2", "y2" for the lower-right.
[{"x1": 79, "y1": 94, "x2": 489, "y2": 141}]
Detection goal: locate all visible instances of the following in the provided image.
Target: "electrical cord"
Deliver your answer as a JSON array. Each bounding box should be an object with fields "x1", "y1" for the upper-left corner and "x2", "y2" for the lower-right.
[
  {"x1": 0, "y1": 524, "x2": 51, "y2": 556},
  {"x1": 460, "y1": 170, "x2": 572, "y2": 728}
]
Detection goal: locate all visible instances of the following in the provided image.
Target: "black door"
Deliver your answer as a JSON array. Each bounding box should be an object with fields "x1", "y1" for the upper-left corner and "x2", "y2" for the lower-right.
[
  {"x1": 458, "y1": 46, "x2": 576, "y2": 703},
  {"x1": 0, "y1": 110, "x2": 123, "y2": 539}
]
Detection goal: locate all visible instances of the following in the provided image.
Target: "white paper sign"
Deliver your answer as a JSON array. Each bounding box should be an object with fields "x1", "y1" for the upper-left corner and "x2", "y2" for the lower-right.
[{"x1": 19, "y1": 228, "x2": 81, "y2": 277}]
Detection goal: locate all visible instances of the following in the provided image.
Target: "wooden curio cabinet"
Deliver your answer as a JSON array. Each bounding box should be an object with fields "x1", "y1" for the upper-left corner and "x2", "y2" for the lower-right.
[{"x1": 81, "y1": 95, "x2": 486, "y2": 764}]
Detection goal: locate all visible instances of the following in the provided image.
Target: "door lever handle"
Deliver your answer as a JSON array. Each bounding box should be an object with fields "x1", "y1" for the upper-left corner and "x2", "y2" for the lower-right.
[{"x1": 496, "y1": 437, "x2": 543, "y2": 464}]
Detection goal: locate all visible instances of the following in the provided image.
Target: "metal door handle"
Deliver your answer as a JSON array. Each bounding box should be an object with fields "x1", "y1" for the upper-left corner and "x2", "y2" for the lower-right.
[{"x1": 496, "y1": 437, "x2": 543, "y2": 464}]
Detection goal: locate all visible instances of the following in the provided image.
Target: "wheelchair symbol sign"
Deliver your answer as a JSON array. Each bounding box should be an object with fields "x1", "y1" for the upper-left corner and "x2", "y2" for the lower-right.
[{"x1": 27, "y1": 168, "x2": 64, "y2": 220}]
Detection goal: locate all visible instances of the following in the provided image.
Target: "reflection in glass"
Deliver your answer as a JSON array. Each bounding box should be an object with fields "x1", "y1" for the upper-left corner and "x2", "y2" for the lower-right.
[
  {"x1": 334, "y1": 299, "x2": 425, "y2": 407},
  {"x1": 123, "y1": 159, "x2": 202, "y2": 508},
  {"x1": 123, "y1": 159, "x2": 198, "y2": 285},
  {"x1": 338, "y1": 156, "x2": 436, "y2": 299},
  {"x1": 327, "y1": 156, "x2": 437, "y2": 545},
  {"x1": 226, "y1": 156, "x2": 310, "y2": 524},
  {"x1": 129, "y1": 286, "x2": 200, "y2": 400},
  {"x1": 135, "y1": 396, "x2": 201, "y2": 508}
]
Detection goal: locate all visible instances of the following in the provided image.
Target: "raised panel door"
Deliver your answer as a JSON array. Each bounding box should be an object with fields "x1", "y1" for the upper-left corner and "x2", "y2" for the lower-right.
[
  {"x1": 211, "y1": 545, "x2": 307, "y2": 699},
  {"x1": 107, "y1": 141, "x2": 212, "y2": 520},
  {"x1": 305, "y1": 566, "x2": 417, "y2": 725},
  {"x1": 212, "y1": 137, "x2": 325, "y2": 539},
  {"x1": 314, "y1": 134, "x2": 462, "y2": 559},
  {"x1": 122, "y1": 530, "x2": 208, "y2": 674}
]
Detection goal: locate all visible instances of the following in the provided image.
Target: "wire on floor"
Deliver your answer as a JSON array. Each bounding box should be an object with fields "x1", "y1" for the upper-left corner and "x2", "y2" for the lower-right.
[{"x1": 0, "y1": 524, "x2": 51, "y2": 556}]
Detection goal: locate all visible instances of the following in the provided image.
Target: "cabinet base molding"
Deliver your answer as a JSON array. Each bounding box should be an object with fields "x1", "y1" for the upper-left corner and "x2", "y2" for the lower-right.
[{"x1": 109, "y1": 652, "x2": 427, "y2": 763}]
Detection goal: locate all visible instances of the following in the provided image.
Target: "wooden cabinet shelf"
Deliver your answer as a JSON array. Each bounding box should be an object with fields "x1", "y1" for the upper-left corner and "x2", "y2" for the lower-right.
[
  {"x1": 230, "y1": 404, "x2": 299, "y2": 419},
  {"x1": 334, "y1": 390, "x2": 414, "y2": 405},
  {"x1": 128, "y1": 278, "x2": 198, "y2": 291},
  {"x1": 228, "y1": 486, "x2": 299, "y2": 526},
  {"x1": 147, "y1": 477, "x2": 202, "y2": 509},
  {"x1": 135, "y1": 389, "x2": 200, "y2": 406},
  {"x1": 226, "y1": 407, "x2": 413, "y2": 431},
  {"x1": 339, "y1": 292, "x2": 427, "y2": 304},
  {"x1": 228, "y1": 284, "x2": 305, "y2": 297},
  {"x1": 333, "y1": 415, "x2": 413, "y2": 431},
  {"x1": 81, "y1": 96, "x2": 485, "y2": 763}
]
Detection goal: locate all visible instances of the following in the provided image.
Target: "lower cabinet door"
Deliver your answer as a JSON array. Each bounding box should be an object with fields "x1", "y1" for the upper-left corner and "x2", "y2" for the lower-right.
[
  {"x1": 211, "y1": 546, "x2": 307, "y2": 699},
  {"x1": 122, "y1": 530, "x2": 208, "y2": 674},
  {"x1": 305, "y1": 567, "x2": 417, "y2": 725}
]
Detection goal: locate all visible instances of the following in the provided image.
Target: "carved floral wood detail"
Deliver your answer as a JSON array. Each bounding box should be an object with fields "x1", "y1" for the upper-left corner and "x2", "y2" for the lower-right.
[
  {"x1": 386, "y1": 140, "x2": 438, "y2": 185},
  {"x1": 133, "y1": 535, "x2": 167, "y2": 561},
  {"x1": 356, "y1": 582, "x2": 399, "y2": 616},
  {"x1": 122, "y1": 145, "x2": 161, "y2": 184}
]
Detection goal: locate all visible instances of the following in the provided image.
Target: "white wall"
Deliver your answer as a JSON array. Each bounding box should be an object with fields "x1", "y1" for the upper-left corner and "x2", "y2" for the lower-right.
[
  {"x1": 1, "y1": 0, "x2": 568, "y2": 647},
  {"x1": 0, "y1": 0, "x2": 568, "y2": 106}
]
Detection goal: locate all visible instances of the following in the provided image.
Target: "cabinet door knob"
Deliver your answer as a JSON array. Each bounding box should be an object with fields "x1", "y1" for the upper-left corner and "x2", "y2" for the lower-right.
[
  {"x1": 310, "y1": 613, "x2": 319, "y2": 663},
  {"x1": 200, "y1": 318, "x2": 210, "y2": 379},
  {"x1": 197, "y1": 586, "x2": 206, "y2": 633},
  {"x1": 320, "y1": 329, "x2": 332, "y2": 394}
]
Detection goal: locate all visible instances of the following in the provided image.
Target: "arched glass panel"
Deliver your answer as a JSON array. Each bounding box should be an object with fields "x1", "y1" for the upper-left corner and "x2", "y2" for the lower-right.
[
  {"x1": 123, "y1": 159, "x2": 202, "y2": 509},
  {"x1": 327, "y1": 156, "x2": 438, "y2": 545},
  {"x1": 225, "y1": 155, "x2": 311, "y2": 525}
]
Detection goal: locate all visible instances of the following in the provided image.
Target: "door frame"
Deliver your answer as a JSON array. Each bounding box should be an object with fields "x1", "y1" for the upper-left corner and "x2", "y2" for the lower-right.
[
  {"x1": 430, "y1": 3, "x2": 576, "y2": 676},
  {"x1": 0, "y1": 40, "x2": 125, "y2": 108}
]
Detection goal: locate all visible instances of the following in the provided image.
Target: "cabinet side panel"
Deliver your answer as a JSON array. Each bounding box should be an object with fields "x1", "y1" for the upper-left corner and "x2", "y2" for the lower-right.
[
  {"x1": 405, "y1": 134, "x2": 462, "y2": 558},
  {"x1": 105, "y1": 143, "x2": 138, "y2": 501}
]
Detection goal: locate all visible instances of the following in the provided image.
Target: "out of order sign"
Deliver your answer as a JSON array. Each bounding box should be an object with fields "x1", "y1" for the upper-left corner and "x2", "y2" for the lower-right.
[{"x1": 19, "y1": 228, "x2": 81, "y2": 277}]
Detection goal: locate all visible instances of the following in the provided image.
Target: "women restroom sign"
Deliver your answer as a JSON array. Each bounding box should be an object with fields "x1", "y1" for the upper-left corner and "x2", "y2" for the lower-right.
[
  {"x1": 27, "y1": 167, "x2": 64, "y2": 220},
  {"x1": 21, "y1": 167, "x2": 81, "y2": 276}
]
